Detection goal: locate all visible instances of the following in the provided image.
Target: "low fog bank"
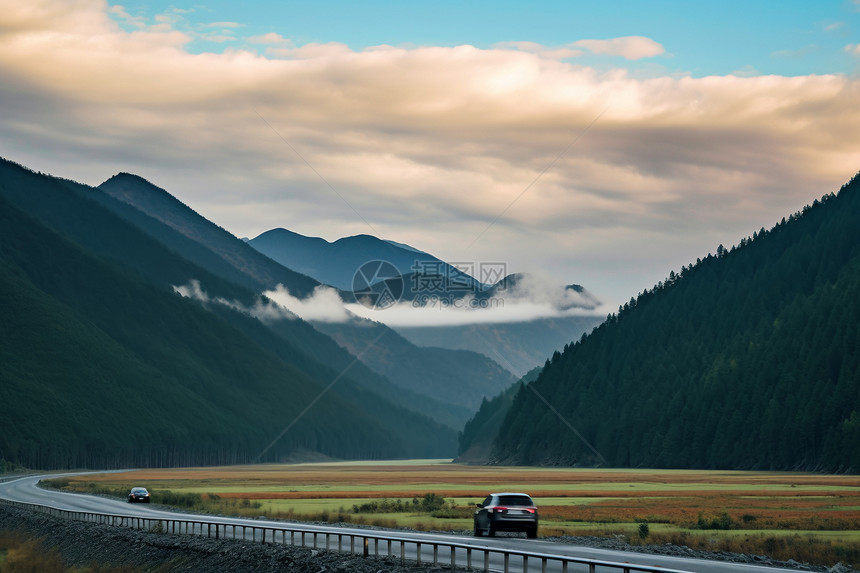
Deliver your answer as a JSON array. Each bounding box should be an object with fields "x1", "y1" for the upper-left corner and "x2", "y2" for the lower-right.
[{"x1": 173, "y1": 271, "x2": 604, "y2": 328}]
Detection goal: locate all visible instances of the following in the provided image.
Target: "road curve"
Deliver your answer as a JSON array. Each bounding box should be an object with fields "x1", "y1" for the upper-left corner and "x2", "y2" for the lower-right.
[{"x1": 0, "y1": 474, "x2": 805, "y2": 573}]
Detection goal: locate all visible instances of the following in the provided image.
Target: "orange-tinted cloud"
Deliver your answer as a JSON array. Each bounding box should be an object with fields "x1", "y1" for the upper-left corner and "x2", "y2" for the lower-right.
[{"x1": 1, "y1": 1, "x2": 858, "y2": 307}]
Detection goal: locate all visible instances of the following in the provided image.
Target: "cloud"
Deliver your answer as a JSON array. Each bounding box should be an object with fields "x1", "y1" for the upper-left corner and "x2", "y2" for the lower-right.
[
  {"x1": 493, "y1": 41, "x2": 584, "y2": 60},
  {"x1": 345, "y1": 293, "x2": 604, "y2": 327},
  {"x1": 772, "y1": 45, "x2": 817, "y2": 59},
  {"x1": 574, "y1": 36, "x2": 665, "y2": 60},
  {"x1": 262, "y1": 285, "x2": 352, "y2": 323},
  {"x1": 248, "y1": 32, "x2": 289, "y2": 45},
  {"x1": 173, "y1": 280, "x2": 352, "y2": 323},
  {"x1": 173, "y1": 275, "x2": 604, "y2": 328},
  {"x1": 2, "y1": 1, "x2": 859, "y2": 311},
  {"x1": 845, "y1": 43, "x2": 860, "y2": 56},
  {"x1": 173, "y1": 279, "x2": 296, "y2": 320},
  {"x1": 343, "y1": 272, "x2": 605, "y2": 327}
]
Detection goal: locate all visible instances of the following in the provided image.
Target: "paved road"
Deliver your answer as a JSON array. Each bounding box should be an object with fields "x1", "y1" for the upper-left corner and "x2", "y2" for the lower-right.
[{"x1": 0, "y1": 474, "x2": 805, "y2": 573}]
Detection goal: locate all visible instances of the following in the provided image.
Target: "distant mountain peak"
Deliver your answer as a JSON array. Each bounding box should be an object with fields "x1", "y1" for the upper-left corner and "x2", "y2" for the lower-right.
[{"x1": 102, "y1": 172, "x2": 165, "y2": 193}]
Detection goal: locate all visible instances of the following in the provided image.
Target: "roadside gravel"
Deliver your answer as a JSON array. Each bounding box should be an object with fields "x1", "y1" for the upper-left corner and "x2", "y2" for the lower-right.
[{"x1": 0, "y1": 504, "x2": 443, "y2": 572}]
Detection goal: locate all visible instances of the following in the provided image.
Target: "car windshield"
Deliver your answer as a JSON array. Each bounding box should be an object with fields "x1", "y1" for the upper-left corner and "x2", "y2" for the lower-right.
[
  {"x1": 132, "y1": 488, "x2": 147, "y2": 494},
  {"x1": 498, "y1": 495, "x2": 533, "y2": 506}
]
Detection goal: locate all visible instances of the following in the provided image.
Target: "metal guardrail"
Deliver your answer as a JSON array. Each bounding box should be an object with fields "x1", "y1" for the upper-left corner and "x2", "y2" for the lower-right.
[{"x1": 0, "y1": 497, "x2": 696, "y2": 573}]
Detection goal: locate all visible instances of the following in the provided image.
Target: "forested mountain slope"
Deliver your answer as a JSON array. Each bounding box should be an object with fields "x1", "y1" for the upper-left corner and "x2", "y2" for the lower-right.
[
  {"x1": 97, "y1": 172, "x2": 512, "y2": 425},
  {"x1": 456, "y1": 367, "x2": 540, "y2": 463},
  {"x1": 99, "y1": 173, "x2": 321, "y2": 298},
  {"x1": 0, "y1": 158, "x2": 454, "y2": 468},
  {"x1": 492, "y1": 173, "x2": 860, "y2": 471}
]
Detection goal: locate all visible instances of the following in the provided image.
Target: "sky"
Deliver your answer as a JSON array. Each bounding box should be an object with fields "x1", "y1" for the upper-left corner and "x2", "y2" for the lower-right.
[{"x1": 2, "y1": 0, "x2": 860, "y2": 322}]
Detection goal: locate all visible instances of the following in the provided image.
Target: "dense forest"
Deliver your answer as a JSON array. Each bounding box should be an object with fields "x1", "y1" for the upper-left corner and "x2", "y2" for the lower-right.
[
  {"x1": 0, "y1": 158, "x2": 457, "y2": 468},
  {"x1": 456, "y1": 367, "x2": 539, "y2": 462},
  {"x1": 491, "y1": 172, "x2": 860, "y2": 471}
]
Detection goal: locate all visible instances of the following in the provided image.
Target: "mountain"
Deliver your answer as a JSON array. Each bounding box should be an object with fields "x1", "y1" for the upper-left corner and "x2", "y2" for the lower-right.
[
  {"x1": 249, "y1": 228, "x2": 480, "y2": 292},
  {"x1": 98, "y1": 173, "x2": 514, "y2": 427},
  {"x1": 394, "y1": 316, "x2": 604, "y2": 377},
  {"x1": 0, "y1": 157, "x2": 455, "y2": 468},
  {"x1": 455, "y1": 368, "x2": 540, "y2": 463},
  {"x1": 490, "y1": 172, "x2": 860, "y2": 471},
  {"x1": 313, "y1": 320, "x2": 517, "y2": 411},
  {"x1": 99, "y1": 174, "x2": 320, "y2": 298},
  {"x1": 249, "y1": 226, "x2": 603, "y2": 376}
]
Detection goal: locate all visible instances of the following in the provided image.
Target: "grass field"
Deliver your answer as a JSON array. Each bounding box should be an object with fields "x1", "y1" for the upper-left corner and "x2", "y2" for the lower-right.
[{"x1": 44, "y1": 461, "x2": 860, "y2": 568}]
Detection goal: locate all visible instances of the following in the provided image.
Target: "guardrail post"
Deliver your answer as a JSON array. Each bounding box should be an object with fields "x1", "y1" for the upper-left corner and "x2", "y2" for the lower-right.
[
  {"x1": 433, "y1": 544, "x2": 438, "y2": 565},
  {"x1": 450, "y1": 546, "x2": 456, "y2": 571},
  {"x1": 483, "y1": 550, "x2": 489, "y2": 572},
  {"x1": 416, "y1": 543, "x2": 421, "y2": 565},
  {"x1": 504, "y1": 553, "x2": 510, "y2": 573},
  {"x1": 400, "y1": 540, "x2": 405, "y2": 564},
  {"x1": 467, "y1": 547, "x2": 472, "y2": 569},
  {"x1": 363, "y1": 537, "x2": 369, "y2": 558}
]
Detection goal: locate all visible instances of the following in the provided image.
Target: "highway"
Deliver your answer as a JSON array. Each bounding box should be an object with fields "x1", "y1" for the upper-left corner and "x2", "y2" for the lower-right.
[{"x1": 0, "y1": 474, "x2": 807, "y2": 573}]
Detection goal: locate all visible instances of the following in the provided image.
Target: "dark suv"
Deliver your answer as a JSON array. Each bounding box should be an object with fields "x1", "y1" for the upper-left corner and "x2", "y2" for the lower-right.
[
  {"x1": 127, "y1": 487, "x2": 150, "y2": 503},
  {"x1": 474, "y1": 492, "x2": 538, "y2": 538}
]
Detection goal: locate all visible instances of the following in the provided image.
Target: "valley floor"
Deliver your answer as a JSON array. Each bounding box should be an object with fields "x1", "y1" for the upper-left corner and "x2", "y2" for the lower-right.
[{"x1": 40, "y1": 461, "x2": 860, "y2": 571}]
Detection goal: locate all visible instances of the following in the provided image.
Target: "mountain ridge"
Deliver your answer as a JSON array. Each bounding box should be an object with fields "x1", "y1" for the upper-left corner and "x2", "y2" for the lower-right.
[
  {"x1": 0, "y1": 157, "x2": 456, "y2": 467},
  {"x1": 489, "y1": 172, "x2": 860, "y2": 471},
  {"x1": 249, "y1": 227, "x2": 479, "y2": 292}
]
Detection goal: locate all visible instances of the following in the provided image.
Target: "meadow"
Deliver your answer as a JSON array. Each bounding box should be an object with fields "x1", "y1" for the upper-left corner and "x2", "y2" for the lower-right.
[{"x1": 44, "y1": 461, "x2": 860, "y2": 569}]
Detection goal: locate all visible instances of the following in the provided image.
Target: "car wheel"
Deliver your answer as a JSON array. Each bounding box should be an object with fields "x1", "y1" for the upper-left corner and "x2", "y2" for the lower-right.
[
  {"x1": 527, "y1": 526, "x2": 537, "y2": 539},
  {"x1": 473, "y1": 521, "x2": 482, "y2": 537},
  {"x1": 488, "y1": 524, "x2": 496, "y2": 537}
]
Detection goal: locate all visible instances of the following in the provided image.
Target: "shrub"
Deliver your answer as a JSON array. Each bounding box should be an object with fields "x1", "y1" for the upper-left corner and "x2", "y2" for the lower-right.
[{"x1": 697, "y1": 512, "x2": 734, "y2": 530}]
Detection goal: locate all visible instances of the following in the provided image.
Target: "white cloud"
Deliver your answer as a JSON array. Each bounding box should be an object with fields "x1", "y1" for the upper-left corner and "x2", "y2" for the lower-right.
[
  {"x1": 574, "y1": 36, "x2": 665, "y2": 60},
  {"x1": 343, "y1": 272, "x2": 604, "y2": 327},
  {"x1": 493, "y1": 41, "x2": 584, "y2": 60},
  {"x1": 345, "y1": 296, "x2": 605, "y2": 328},
  {"x1": 263, "y1": 285, "x2": 352, "y2": 323},
  {"x1": 248, "y1": 32, "x2": 289, "y2": 45},
  {"x1": 173, "y1": 280, "x2": 353, "y2": 323},
  {"x1": 845, "y1": 43, "x2": 860, "y2": 56}
]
